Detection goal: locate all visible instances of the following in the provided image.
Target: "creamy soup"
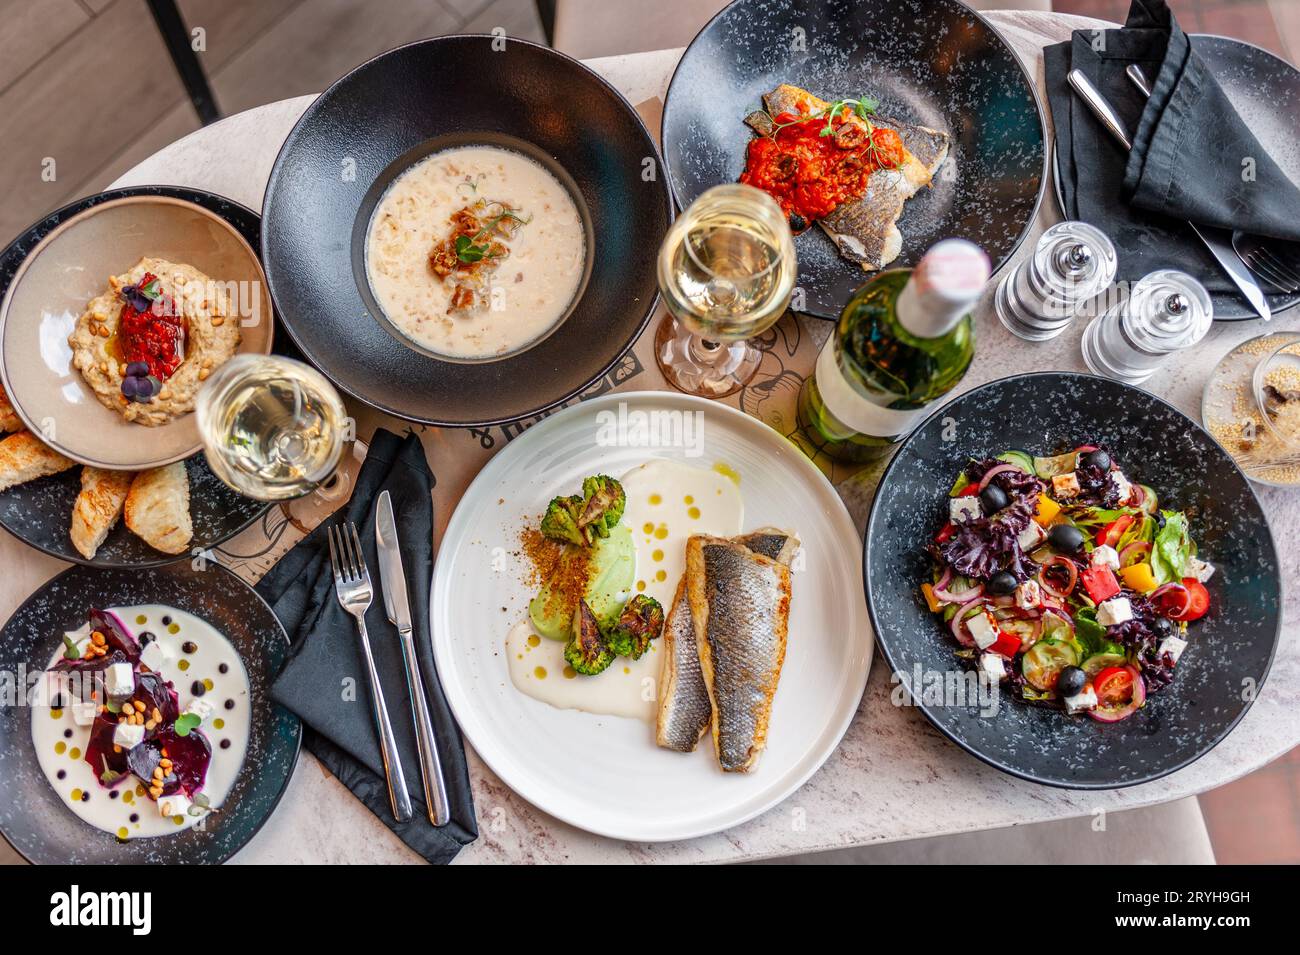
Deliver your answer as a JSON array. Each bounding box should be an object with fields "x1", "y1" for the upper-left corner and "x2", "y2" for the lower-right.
[
  {"x1": 508, "y1": 460, "x2": 744, "y2": 719},
  {"x1": 31, "y1": 605, "x2": 251, "y2": 841},
  {"x1": 366, "y1": 145, "x2": 586, "y2": 359}
]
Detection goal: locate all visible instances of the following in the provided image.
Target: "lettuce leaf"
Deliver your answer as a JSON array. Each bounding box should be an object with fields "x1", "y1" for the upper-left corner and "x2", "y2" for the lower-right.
[{"x1": 1150, "y1": 511, "x2": 1193, "y2": 585}]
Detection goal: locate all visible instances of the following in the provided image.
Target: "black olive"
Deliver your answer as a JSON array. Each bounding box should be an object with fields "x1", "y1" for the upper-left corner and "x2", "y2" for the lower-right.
[
  {"x1": 1057, "y1": 665, "x2": 1088, "y2": 697},
  {"x1": 788, "y1": 213, "x2": 808, "y2": 233},
  {"x1": 191, "y1": 680, "x2": 206, "y2": 697},
  {"x1": 987, "y1": 571, "x2": 1018, "y2": 595},
  {"x1": 979, "y1": 484, "x2": 1009, "y2": 514},
  {"x1": 1081, "y1": 449, "x2": 1111, "y2": 471},
  {"x1": 1048, "y1": 524, "x2": 1084, "y2": 552},
  {"x1": 1154, "y1": 616, "x2": 1174, "y2": 636}
]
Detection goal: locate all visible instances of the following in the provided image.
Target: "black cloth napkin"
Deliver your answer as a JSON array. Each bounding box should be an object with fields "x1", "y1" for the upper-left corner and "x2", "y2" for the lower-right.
[
  {"x1": 257, "y1": 429, "x2": 477, "y2": 864},
  {"x1": 1044, "y1": 0, "x2": 1300, "y2": 286}
]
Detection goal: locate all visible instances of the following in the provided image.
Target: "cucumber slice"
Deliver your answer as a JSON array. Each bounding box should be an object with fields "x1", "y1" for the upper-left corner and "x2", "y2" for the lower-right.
[
  {"x1": 1022, "y1": 639, "x2": 1080, "y2": 691},
  {"x1": 1033, "y1": 452, "x2": 1079, "y2": 478},
  {"x1": 1082, "y1": 652, "x2": 1128, "y2": 676},
  {"x1": 997, "y1": 450, "x2": 1035, "y2": 473}
]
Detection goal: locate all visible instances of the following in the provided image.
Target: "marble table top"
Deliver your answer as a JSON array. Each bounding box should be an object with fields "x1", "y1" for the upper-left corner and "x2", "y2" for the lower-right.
[{"x1": 4, "y1": 10, "x2": 1296, "y2": 865}]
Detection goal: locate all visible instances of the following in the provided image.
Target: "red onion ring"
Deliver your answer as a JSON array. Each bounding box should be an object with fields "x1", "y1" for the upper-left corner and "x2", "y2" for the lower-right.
[
  {"x1": 1038, "y1": 556, "x2": 1078, "y2": 600},
  {"x1": 1119, "y1": 541, "x2": 1151, "y2": 566},
  {"x1": 950, "y1": 597, "x2": 984, "y2": 647},
  {"x1": 932, "y1": 570, "x2": 984, "y2": 605},
  {"x1": 1152, "y1": 582, "x2": 1191, "y2": 617},
  {"x1": 1129, "y1": 484, "x2": 1146, "y2": 508},
  {"x1": 1042, "y1": 606, "x2": 1075, "y2": 634},
  {"x1": 978, "y1": 463, "x2": 1019, "y2": 491}
]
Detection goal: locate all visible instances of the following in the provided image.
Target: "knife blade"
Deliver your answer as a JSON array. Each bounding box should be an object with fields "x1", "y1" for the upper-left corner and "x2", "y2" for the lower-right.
[
  {"x1": 375, "y1": 490, "x2": 451, "y2": 826},
  {"x1": 1067, "y1": 68, "x2": 1271, "y2": 321}
]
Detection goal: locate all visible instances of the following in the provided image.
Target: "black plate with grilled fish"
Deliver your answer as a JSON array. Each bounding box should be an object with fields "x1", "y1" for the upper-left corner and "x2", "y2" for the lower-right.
[
  {"x1": 864, "y1": 373, "x2": 1280, "y2": 789},
  {"x1": 662, "y1": 0, "x2": 1047, "y2": 320}
]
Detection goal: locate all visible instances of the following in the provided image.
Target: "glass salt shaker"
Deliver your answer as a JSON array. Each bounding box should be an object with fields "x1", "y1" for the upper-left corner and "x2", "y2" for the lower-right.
[
  {"x1": 995, "y1": 221, "x2": 1117, "y2": 341},
  {"x1": 1080, "y1": 270, "x2": 1213, "y2": 385}
]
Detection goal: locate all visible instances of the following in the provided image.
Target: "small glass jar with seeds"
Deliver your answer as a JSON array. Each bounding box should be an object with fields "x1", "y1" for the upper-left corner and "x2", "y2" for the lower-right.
[{"x1": 1202, "y1": 332, "x2": 1300, "y2": 488}]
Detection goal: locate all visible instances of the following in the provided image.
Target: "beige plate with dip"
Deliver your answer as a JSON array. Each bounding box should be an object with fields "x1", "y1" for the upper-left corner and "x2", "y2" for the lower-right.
[
  {"x1": 431, "y1": 391, "x2": 873, "y2": 842},
  {"x1": 0, "y1": 195, "x2": 274, "y2": 470}
]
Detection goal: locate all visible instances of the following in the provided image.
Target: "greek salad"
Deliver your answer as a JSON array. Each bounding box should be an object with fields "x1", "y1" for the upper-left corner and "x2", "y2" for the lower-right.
[{"x1": 923, "y1": 444, "x2": 1214, "y2": 722}]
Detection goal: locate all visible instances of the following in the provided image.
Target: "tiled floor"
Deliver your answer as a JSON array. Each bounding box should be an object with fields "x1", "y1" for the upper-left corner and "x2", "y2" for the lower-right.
[{"x1": 0, "y1": 0, "x2": 1298, "y2": 865}]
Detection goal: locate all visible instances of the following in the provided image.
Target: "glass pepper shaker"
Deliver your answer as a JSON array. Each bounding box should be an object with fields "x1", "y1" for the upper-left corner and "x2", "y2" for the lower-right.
[
  {"x1": 995, "y1": 221, "x2": 1117, "y2": 341},
  {"x1": 1080, "y1": 270, "x2": 1213, "y2": 385}
]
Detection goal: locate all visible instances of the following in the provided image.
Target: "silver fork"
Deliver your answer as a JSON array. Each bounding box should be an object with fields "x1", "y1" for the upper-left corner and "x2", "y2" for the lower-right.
[
  {"x1": 1232, "y1": 233, "x2": 1300, "y2": 294},
  {"x1": 328, "y1": 521, "x2": 413, "y2": 822}
]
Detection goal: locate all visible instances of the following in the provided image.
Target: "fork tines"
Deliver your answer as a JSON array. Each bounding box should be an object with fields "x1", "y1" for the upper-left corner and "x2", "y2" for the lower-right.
[{"x1": 327, "y1": 520, "x2": 369, "y2": 584}]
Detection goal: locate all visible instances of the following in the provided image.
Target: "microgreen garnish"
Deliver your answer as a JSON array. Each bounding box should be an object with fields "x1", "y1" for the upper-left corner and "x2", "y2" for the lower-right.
[
  {"x1": 453, "y1": 208, "x2": 532, "y2": 264},
  {"x1": 61, "y1": 634, "x2": 82, "y2": 660},
  {"x1": 173, "y1": 713, "x2": 201, "y2": 737},
  {"x1": 454, "y1": 234, "x2": 491, "y2": 264},
  {"x1": 99, "y1": 756, "x2": 123, "y2": 786},
  {"x1": 121, "y1": 276, "x2": 161, "y2": 312}
]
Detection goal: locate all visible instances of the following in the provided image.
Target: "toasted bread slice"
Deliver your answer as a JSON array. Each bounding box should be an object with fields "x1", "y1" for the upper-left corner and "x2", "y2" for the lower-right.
[
  {"x1": 70, "y1": 467, "x2": 135, "y2": 559},
  {"x1": 124, "y1": 462, "x2": 192, "y2": 555},
  {"x1": 0, "y1": 431, "x2": 76, "y2": 492},
  {"x1": 0, "y1": 384, "x2": 21, "y2": 433}
]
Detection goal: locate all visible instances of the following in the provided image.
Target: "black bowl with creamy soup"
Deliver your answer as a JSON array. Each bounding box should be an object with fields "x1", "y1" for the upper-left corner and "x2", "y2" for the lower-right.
[
  {"x1": 262, "y1": 35, "x2": 673, "y2": 426},
  {"x1": 0, "y1": 563, "x2": 300, "y2": 864}
]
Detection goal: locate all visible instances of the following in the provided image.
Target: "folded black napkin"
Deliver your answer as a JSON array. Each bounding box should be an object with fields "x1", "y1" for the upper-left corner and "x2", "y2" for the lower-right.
[
  {"x1": 1044, "y1": 0, "x2": 1300, "y2": 286},
  {"x1": 257, "y1": 429, "x2": 477, "y2": 864}
]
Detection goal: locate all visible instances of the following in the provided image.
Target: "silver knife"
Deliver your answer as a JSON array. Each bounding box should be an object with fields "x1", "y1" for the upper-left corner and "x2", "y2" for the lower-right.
[
  {"x1": 1067, "y1": 68, "x2": 1271, "y2": 321},
  {"x1": 375, "y1": 490, "x2": 451, "y2": 827}
]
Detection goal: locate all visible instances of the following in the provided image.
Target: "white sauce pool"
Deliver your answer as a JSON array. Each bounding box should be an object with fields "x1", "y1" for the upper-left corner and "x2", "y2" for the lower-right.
[
  {"x1": 30, "y1": 605, "x2": 252, "y2": 840},
  {"x1": 507, "y1": 460, "x2": 744, "y2": 720},
  {"x1": 365, "y1": 145, "x2": 586, "y2": 359}
]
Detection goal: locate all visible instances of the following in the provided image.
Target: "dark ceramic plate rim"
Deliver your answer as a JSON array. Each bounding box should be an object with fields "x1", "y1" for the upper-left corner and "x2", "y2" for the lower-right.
[
  {"x1": 862, "y1": 371, "x2": 1282, "y2": 789},
  {"x1": 0, "y1": 186, "x2": 273, "y2": 568},
  {"x1": 0, "y1": 562, "x2": 302, "y2": 864},
  {"x1": 661, "y1": 0, "x2": 1050, "y2": 320},
  {"x1": 1049, "y1": 33, "x2": 1300, "y2": 321},
  {"x1": 261, "y1": 34, "x2": 672, "y2": 427}
]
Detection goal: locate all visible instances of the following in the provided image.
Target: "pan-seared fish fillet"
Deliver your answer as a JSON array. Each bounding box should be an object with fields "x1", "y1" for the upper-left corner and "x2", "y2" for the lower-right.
[
  {"x1": 0, "y1": 384, "x2": 22, "y2": 433},
  {"x1": 655, "y1": 578, "x2": 711, "y2": 752},
  {"x1": 686, "y1": 534, "x2": 792, "y2": 773},
  {"x1": 656, "y1": 528, "x2": 799, "y2": 755},
  {"x1": 760, "y1": 84, "x2": 950, "y2": 271},
  {"x1": 0, "y1": 431, "x2": 76, "y2": 491},
  {"x1": 71, "y1": 467, "x2": 135, "y2": 559},
  {"x1": 124, "y1": 462, "x2": 192, "y2": 555}
]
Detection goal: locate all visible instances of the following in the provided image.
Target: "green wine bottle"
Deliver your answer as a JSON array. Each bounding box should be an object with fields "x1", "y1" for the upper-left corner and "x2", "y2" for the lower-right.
[{"x1": 798, "y1": 239, "x2": 990, "y2": 462}]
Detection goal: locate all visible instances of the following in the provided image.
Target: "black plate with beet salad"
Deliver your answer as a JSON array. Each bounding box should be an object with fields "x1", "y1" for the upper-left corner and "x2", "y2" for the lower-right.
[{"x1": 865, "y1": 373, "x2": 1280, "y2": 789}]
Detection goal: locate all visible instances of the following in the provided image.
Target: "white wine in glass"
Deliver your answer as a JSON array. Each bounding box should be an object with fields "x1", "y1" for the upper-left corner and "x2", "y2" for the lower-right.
[
  {"x1": 655, "y1": 183, "x2": 797, "y2": 398},
  {"x1": 195, "y1": 354, "x2": 348, "y2": 501}
]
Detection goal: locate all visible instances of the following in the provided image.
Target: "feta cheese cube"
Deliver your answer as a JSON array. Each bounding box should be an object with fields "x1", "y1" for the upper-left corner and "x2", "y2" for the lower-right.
[
  {"x1": 1014, "y1": 579, "x2": 1041, "y2": 611},
  {"x1": 967, "y1": 610, "x2": 1000, "y2": 650},
  {"x1": 1158, "y1": 634, "x2": 1188, "y2": 665},
  {"x1": 949, "y1": 496, "x2": 981, "y2": 524},
  {"x1": 1096, "y1": 596, "x2": 1134, "y2": 627},
  {"x1": 1091, "y1": 544, "x2": 1120, "y2": 571},
  {"x1": 1187, "y1": 557, "x2": 1215, "y2": 583},
  {"x1": 1017, "y1": 522, "x2": 1047, "y2": 551},
  {"x1": 1051, "y1": 472, "x2": 1081, "y2": 498},
  {"x1": 1109, "y1": 470, "x2": 1135, "y2": 506},
  {"x1": 183, "y1": 698, "x2": 214, "y2": 723},
  {"x1": 71, "y1": 700, "x2": 99, "y2": 727},
  {"x1": 112, "y1": 722, "x2": 145, "y2": 750},
  {"x1": 139, "y1": 640, "x2": 170, "y2": 674},
  {"x1": 103, "y1": 661, "x2": 134, "y2": 699},
  {"x1": 979, "y1": 653, "x2": 1007, "y2": 682},
  {"x1": 1064, "y1": 685, "x2": 1099, "y2": 714},
  {"x1": 158, "y1": 793, "x2": 193, "y2": 818}
]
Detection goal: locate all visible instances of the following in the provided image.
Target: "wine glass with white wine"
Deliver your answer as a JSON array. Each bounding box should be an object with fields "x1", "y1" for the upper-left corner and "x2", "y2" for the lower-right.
[
  {"x1": 195, "y1": 354, "x2": 349, "y2": 501},
  {"x1": 655, "y1": 183, "x2": 797, "y2": 398}
]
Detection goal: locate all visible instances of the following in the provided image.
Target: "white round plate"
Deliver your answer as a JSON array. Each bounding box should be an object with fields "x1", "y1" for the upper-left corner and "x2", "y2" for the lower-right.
[{"x1": 430, "y1": 391, "x2": 872, "y2": 842}]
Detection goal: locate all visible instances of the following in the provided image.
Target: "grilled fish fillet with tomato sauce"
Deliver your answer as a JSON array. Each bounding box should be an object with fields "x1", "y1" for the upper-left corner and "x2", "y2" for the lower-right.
[
  {"x1": 742, "y1": 84, "x2": 950, "y2": 271},
  {"x1": 682, "y1": 532, "x2": 793, "y2": 772},
  {"x1": 656, "y1": 528, "x2": 798, "y2": 756}
]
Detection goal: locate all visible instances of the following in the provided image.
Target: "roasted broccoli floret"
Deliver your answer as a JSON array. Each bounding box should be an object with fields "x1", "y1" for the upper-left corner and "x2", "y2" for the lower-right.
[
  {"x1": 578, "y1": 474, "x2": 626, "y2": 540},
  {"x1": 563, "y1": 599, "x2": 614, "y2": 675},
  {"x1": 605, "y1": 593, "x2": 665, "y2": 660},
  {"x1": 540, "y1": 494, "x2": 586, "y2": 546}
]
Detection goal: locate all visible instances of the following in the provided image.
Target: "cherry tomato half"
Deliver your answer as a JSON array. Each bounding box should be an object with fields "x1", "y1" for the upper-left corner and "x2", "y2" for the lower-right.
[
  {"x1": 1156, "y1": 578, "x2": 1210, "y2": 622},
  {"x1": 1096, "y1": 514, "x2": 1135, "y2": 548},
  {"x1": 1092, "y1": 666, "x2": 1134, "y2": 706}
]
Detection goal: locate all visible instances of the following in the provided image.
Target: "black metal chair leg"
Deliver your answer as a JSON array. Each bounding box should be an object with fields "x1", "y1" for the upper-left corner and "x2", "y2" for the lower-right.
[{"x1": 146, "y1": 0, "x2": 221, "y2": 125}]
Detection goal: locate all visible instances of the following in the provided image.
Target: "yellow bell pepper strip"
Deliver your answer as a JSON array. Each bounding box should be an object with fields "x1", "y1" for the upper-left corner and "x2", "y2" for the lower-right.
[
  {"x1": 921, "y1": 583, "x2": 943, "y2": 613},
  {"x1": 1034, "y1": 495, "x2": 1061, "y2": 526},
  {"x1": 1120, "y1": 562, "x2": 1158, "y2": 594}
]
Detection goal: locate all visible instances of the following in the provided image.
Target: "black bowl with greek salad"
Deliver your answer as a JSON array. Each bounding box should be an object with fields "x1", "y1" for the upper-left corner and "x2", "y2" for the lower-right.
[
  {"x1": 864, "y1": 372, "x2": 1281, "y2": 789},
  {"x1": 928, "y1": 445, "x2": 1212, "y2": 723}
]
